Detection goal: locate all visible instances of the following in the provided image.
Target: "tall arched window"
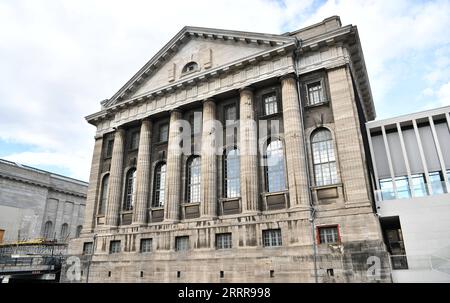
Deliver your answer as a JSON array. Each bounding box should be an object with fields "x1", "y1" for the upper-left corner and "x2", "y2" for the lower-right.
[
  {"x1": 60, "y1": 223, "x2": 69, "y2": 240},
  {"x1": 153, "y1": 163, "x2": 167, "y2": 207},
  {"x1": 187, "y1": 156, "x2": 201, "y2": 203},
  {"x1": 311, "y1": 128, "x2": 338, "y2": 186},
  {"x1": 98, "y1": 174, "x2": 109, "y2": 215},
  {"x1": 43, "y1": 221, "x2": 53, "y2": 240},
  {"x1": 265, "y1": 139, "x2": 286, "y2": 192},
  {"x1": 124, "y1": 168, "x2": 137, "y2": 211},
  {"x1": 224, "y1": 148, "x2": 240, "y2": 198},
  {"x1": 75, "y1": 225, "x2": 82, "y2": 238}
]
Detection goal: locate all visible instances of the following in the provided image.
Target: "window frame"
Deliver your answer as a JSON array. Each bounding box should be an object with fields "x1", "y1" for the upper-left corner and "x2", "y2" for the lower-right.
[
  {"x1": 181, "y1": 61, "x2": 199, "y2": 75},
  {"x1": 98, "y1": 174, "x2": 109, "y2": 215},
  {"x1": 311, "y1": 128, "x2": 338, "y2": 187},
  {"x1": 109, "y1": 240, "x2": 121, "y2": 254},
  {"x1": 264, "y1": 139, "x2": 287, "y2": 193},
  {"x1": 223, "y1": 147, "x2": 240, "y2": 198},
  {"x1": 123, "y1": 168, "x2": 137, "y2": 211},
  {"x1": 83, "y1": 242, "x2": 94, "y2": 255},
  {"x1": 262, "y1": 92, "x2": 279, "y2": 116},
  {"x1": 158, "y1": 123, "x2": 169, "y2": 143},
  {"x1": 304, "y1": 77, "x2": 329, "y2": 107},
  {"x1": 262, "y1": 229, "x2": 283, "y2": 247},
  {"x1": 186, "y1": 156, "x2": 201, "y2": 203},
  {"x1": 317, "y1": 225, "x2": 341, "y2": 245},
  {"x1": 153, "y1": 162, "x2": 166, "y2": 207},
  {"x1": 60, "y1": 223, "x2": 69, "y2": 240},
  {"x1": 216, "y1": 233, "x2": 232, "y2": 250},
  {"x1": 105, "y1": 138, "x2": 114, "y2": 159},
  {"x1": 129, "y1": 131, "x2": 140, "y2": 151},
  {"x1": 140, "y1": 238, "x2": 153, "y2": 253},
  {"x1": 175, "y1": 236, "x2": 190, "y2": 252}
]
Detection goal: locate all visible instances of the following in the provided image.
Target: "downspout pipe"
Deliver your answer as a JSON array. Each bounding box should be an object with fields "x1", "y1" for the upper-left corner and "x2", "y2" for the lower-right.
[{"x1": 292, "y1": 36, "x2": 318, "y2": 283}]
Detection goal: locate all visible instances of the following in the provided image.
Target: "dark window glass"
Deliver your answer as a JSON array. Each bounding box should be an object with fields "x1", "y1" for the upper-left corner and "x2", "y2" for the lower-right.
[
  {"x1": 216, "y1": 233, "x2": 232, "y2": 249},
  {"x1": 75, "y1": 225, "x2": 82, "y2": 238},
  {"x1": 189, "y1": 113, "x2": 202, "y2": 135},
  {"x1": 153, "y1": 163, "x2": 166, "y2": 207},
  {"x1": 318, "y1": 226, "x2": 339, "y2": 244},
  {"x1": 265, "y1": 140, "x2": 286, "y2": 192},
  {"x1": 105, "y1": 139, "x2": 114, "y2": 158},
  {"x1": 124, "y1": 168, "x2": 136, "y2": 211},
  {"x1": 263, "y1": 93, "x2": 278, "y2": 115},
  {"x1": 98, "y1": 174, "x2": 109, "y2": 215},
  {"x1": 159, "y1": 124, "x2": 169, "y2": 142},
  {"x1": 182, "y1": 62, "x2": 198, "y2": 73},
  {"x1": 312, "y1": 129, "x2": 338, "y2": 186},
  {"x1": 60, "y1": 223, "x2": 69, "y2": 240},
  {"x1": 175, "y1": 236, "x2": 189, "y2": 251},
  {"x1": 187, "y1": 157, "x2": 201, "y2": 203},
  {"x1": 307, "y1": 81, "x2": 325, "y2": 105},
  {"x1": 395, "y1": 176, "x2": 411, "y2": 199},
  {"x1": 224, "y1": 148, "x2": 240, "y2": 198},
  {"x1": 83, "y1": 242, "x2": 93, "y2": 255},
  {"x1": 224, "y1": 104, "x2": 237, "y2": 122},
  {"x1": 109, "y1": 240, "x2": 121, "y2": 254},
  {"x1": 262, "y1": 229, "x2": 282, "y2": 247},
  {"x1": 130, "y1": 131, "x2": 139, "y2": 150}
]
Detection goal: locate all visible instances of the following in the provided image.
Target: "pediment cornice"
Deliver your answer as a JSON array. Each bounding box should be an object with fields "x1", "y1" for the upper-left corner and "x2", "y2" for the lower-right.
[{"x1": 103, "y1": 26, "x2": 295, "y2": 109}]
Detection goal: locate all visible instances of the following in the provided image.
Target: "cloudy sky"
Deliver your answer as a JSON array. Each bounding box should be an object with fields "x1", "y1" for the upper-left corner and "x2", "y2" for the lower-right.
[{"x1": 1, "y1": 0, "x2": 450, "y2": 182}]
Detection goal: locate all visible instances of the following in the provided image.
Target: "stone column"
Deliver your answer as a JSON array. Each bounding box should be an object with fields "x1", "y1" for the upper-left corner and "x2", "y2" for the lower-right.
[
  {"x1": 105, "y1": 128, "x2": 125, "y2": 227},
  {"x1": 239, "y1": 87, "x2": 259, "y2": 213},
  {"x1": 164, "y1": 109, "x2": 183, "y2": 222},
  {"x1": 132, "y1": 119, "x2": 152, "y2": 225},
  {"x1": 328, "y1": 66, "x2": 370, "y2": 205},
  {"x1": 82, "y1": 135, "x2": 103, "y2": 233},
  {"x1": 281, "y1": 74, "x2": 310, "y2": 208},
  {"x1": 200, "y1": 99, "x2": 217, "y2": 218}
]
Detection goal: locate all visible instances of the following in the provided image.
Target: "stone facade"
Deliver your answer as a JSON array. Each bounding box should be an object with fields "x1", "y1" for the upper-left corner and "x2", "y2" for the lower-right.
[
  {"x1": 62, "y1": 16, "x2": 391, "y2": 283},
  {"x1": 0, "y1": 159, "x2": 87, "y2": 243}
]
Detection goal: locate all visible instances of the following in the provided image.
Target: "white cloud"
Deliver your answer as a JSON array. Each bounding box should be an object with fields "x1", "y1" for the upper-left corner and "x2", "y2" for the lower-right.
[
  {"x1": 437, "y1": 81, "x2": 450, "y2": 106},
  {"x1": 1, "y1": 0, "x2": 450, "y2": 181}
]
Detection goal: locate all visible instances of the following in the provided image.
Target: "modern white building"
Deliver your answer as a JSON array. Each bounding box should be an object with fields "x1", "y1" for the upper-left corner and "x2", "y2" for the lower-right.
[{"x1": 366, "y1": 105, "x2": 450, "y2": 282}]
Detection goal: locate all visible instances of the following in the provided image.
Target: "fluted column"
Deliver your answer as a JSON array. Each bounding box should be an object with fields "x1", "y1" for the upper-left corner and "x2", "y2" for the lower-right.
[
  {"x1": 164, "y1": 109, "x2": 183, "y2": 222},
  {"x1": 132, "y1": 119, "x2": 152, "y2": 225},
  {"x1": 239, "y1": 87, "x2": 259, "y2": 213},
  {"x1": 82, "y1": 135, "x2": 103, "y2": 233},
  {"x1": 105, "y1": 128, "x2": 125, "y2": 226},
  {"x1": 200, "y1": 99, "x2": 217, "y2": 218},
  {"x1": 280, "y1": 74, "x2": 310, "y2": 208}
]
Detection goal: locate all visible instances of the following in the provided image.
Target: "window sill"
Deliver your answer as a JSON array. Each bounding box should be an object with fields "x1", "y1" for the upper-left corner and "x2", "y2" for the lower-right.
[
  {"x1": 181, "y1": 201, "x2": 201, "y2": 206},
  {"x1": 261, "y1": 190, "x2": 288, "y2": 197},
  {"x1": 151, "y1": 206, "x2": 164, "y2": 210},
  {"x1": 154, "y1": 141, "x2": 168, "y2": 146},
  {"x1": 305, "y1": 100, "x2": 329, "y2": 109},
  {"x1": 258, "y1": 113, "x2": 282, "y2": 120},
  {"x1": 311, "y1": 183, "x2": 342, "y2": 190}
]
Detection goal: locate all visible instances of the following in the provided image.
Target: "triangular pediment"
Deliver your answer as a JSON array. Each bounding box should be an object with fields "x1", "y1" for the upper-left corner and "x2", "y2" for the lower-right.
[{"x1": 104, "y1": 27, "x2": 294, "y2": 107}]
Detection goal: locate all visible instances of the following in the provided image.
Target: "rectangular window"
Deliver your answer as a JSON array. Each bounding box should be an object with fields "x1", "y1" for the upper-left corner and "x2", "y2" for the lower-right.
[
  {"x1": 429, "y1": 171, "x2": 445, "y2": 195},
  {"x1": 105, "y1": 139, "x2": 114, "y2": 158},
  {"x1": 83, "y1": 242, "x2": 93, "y2": 255},
  {"x1": 224, "y1": 104, "x2": 237, "y2": 123},
  {"x1": 318, "y1": 226, "x2": 339, "y2": 244},
  {"x1": 216, "y1": 233, "x2": 232, "y2": 250},
  {"x1": 109, "y1": 240, "x2": 121, "y2": 254},
  {"x1": 263, "y1": 93, "x2": 278, "y2": 115},
  {"x1": 140, "y1": 238, "x2": 152, "y2": 253},
  {"x1": 394, "y1": 176, "x2": 411, "y2": 199},
  {"x1": 262, "y1": 229, "x2": 282, "y2": 247},
  {"x1": 411, "y1": 174, "x2": 427, "y2": 197},
  {"x1": 175, "y1": 236, "x2": 189, "y2": 251},
  {"x1": 379, "y1": 178, "x2": 395, "y2": 201},
  {"x1": 130, "y1": 131, "x2": 139, "y2": 150},
  {"x1": 159, "y1": 124, "x2": 169, "y2": 142},
  {"x1": 307, "y1": 81, "x2": 324, "y2": 105}
]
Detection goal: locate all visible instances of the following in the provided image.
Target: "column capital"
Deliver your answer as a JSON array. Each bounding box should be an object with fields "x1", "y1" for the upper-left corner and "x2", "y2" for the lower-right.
[
  {"x1": 169, "y1": 107, "x2": 183, "y2": 114},
  {"x1": 239, "y1": 86, "x2": 254, "y2": 95},
  {"x1": 279, "y1": 73, "x2": 297, "y2": 83},
  {"x1": 202, "y1": 97, "x2": 215, "y2": 104}
]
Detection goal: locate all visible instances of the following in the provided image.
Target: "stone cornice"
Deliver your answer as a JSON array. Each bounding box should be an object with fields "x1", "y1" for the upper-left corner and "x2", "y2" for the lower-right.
[
  {"x1": 0, "y1": 171, "x2": 87, "y2": 199},
  {"x1": 86, "y1": 43, "x2": 296, "y2": 125}
]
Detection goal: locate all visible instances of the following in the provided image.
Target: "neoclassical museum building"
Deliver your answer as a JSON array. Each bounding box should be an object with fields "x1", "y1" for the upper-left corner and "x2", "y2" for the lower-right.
[{"x1": 63, "y1": 16, "x2": 392, "y2": 282}]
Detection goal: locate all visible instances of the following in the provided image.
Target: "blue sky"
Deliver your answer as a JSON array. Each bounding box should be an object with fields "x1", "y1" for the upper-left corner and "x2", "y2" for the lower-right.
[{"x1": 0, "y1": 0, "x2": 449, "y2": 182}]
